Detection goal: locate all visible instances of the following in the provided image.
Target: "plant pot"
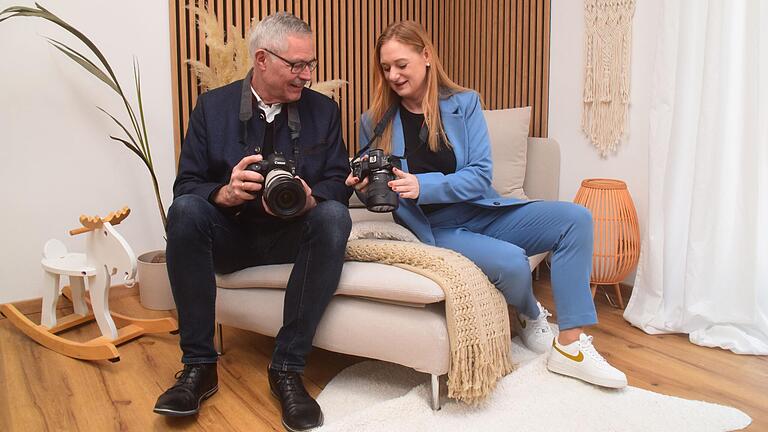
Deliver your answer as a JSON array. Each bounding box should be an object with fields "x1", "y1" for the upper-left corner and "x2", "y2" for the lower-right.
[{"x1": 137, "y1": 250, "x2": 176, "y2": 310}]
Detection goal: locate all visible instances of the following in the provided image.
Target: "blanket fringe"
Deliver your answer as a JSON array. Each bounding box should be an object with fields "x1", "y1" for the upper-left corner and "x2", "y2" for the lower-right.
[
  {"x1": 448, "y1": 334, "x2": 515, "y2": 404},
  {"x1": 346, "y1": 239, "x2": 514, "y2": 403}
]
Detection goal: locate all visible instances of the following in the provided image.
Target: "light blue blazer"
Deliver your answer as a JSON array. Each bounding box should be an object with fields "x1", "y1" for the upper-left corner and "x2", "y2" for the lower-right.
[{"x1": 359, "y1": 90, "x2": 530, "y2": 245}]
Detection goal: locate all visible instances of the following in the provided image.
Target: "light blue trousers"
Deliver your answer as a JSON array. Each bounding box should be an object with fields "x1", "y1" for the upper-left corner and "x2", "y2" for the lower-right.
[{"x1": 426, "y1": 201, "x2": 597, "y2": 330}]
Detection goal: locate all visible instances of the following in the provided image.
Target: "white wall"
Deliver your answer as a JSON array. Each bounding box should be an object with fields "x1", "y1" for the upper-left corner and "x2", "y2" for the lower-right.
[
  {"x1": 550, "y1": 1, "x2": 661, "y2": 228},
  {"x1": 549, "y1": 0, "x2": 662, "y2": 283},
  {"x1": 0, "y1": 1, "x2": 175, "y2": 302}
]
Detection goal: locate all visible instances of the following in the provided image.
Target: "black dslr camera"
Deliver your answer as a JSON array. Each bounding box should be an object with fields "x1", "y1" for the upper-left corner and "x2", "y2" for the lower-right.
[
  {"x1": 350, "y1": 148, "x2": 402, "y2": 213},
  {"x1": 246, "y1": 153, "x2": 306, "y2": 218}
]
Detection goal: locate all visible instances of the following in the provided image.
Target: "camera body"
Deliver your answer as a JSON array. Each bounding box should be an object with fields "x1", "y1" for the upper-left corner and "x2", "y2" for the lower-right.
[
  {"x1": 246, "y1": 153, "x2": 306, "y2": 218},
  {"x1": 350, "y1": 148, "x2": 402, "y2": 213}
]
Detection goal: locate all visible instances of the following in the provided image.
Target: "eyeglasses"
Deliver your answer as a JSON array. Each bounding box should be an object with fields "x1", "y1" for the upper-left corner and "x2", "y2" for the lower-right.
[{"x1": 262, "y1": 48, "x2": 318, "y2": 74}]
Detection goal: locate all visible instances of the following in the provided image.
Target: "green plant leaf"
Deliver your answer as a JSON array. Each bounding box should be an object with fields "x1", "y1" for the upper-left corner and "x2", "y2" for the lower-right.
[
  {"x1": 110, "y1": 135, "x2": 149, "y2": 166},
  {"x1": 32, "y1": 3, "x2": 122, "y2": 90},
  {"x1": 133, "y1": 60, "x2": 151, "y2": 166},
  {"x1": 0, "y1": 7, "x2": 47, "y2": 23},
  {"x1": 97, "y1": 106, "x2": 141, "y2": 154},
  {"x1": 111, "y1": 134, "x2": 167, "y2": 229},
  {"x1": 2, "y1": 5, "x2": 141, "y2": 143},
  {"x1": 46, "y1": 38, "x2": 119, "y2": 93}
]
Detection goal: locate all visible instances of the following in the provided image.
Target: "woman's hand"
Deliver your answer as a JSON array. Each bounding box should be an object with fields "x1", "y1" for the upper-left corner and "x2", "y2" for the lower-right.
[
  {"x1": 346, "y1": 155, "x2": 371, "y2": 193},
  {"x1": 388, "y1": 167, "x2": 420, "y2": 199},
  {"x1": 345, "y1": 171, "x2": 370, "y2": 193}
]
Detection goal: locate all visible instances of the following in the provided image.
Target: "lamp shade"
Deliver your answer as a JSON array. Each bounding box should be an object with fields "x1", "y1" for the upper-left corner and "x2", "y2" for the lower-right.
[{"x1": 574, "y1": 179, "x2": 640, "y2": 307}]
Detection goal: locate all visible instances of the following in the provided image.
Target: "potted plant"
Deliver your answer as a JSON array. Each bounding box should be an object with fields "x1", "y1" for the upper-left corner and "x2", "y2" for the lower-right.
[{"x1": 1, "y1": 3, "x2": 174, "y2": 310}]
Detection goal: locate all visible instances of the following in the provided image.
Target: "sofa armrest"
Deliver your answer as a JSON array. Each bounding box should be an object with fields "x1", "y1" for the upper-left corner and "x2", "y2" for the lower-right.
[{"x1": 523, "y1": 137, "x2": 560, "y2": 201}]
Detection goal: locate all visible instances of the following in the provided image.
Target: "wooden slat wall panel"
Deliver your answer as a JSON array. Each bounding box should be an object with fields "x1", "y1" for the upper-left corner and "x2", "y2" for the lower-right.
[{"x1": 169, "y1": 0, "x2": 550, "y2": 159}]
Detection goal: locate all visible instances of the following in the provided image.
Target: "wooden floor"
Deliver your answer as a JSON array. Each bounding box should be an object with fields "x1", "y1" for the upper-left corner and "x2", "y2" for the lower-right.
[{"x1": 1, "y1": 276, "x2": 766, "y2": 431}]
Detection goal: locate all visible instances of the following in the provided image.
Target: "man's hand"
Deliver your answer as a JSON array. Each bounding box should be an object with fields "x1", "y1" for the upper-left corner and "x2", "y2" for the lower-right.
[
  {"x1": 388, "y1": 167, "x2": 419, "y2": 199},
  {"x1": 213, "y1": 154, "x2": 264, "y2": 207},
  {"x1": 291, "y1": 177, "x2": 318, "y2": 217}
]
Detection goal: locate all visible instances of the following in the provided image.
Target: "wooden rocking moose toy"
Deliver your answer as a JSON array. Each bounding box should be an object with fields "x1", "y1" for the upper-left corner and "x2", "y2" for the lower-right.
[{"x1": 0, "y1": 207, "x2": 178, "y2": 361}]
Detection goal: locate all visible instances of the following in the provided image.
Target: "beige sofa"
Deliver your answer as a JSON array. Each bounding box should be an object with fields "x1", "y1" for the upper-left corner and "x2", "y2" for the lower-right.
[{"x1": 214, "y1": 109, "x2": 560, "y2": 409}]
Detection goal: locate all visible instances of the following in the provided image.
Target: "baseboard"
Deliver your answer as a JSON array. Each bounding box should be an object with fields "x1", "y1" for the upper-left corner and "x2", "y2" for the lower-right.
[{"x1": 0, "y1": 284, "x2": 139, "y2": 318}]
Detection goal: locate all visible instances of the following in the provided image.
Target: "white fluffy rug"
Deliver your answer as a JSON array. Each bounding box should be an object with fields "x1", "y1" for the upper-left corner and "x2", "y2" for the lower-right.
[{"x1": 317, "y1": 337, "x2": 751, "y2": 432}]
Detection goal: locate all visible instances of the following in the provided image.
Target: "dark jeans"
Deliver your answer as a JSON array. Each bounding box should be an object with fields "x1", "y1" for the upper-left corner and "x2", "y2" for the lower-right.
[{"x1": 165, "y1": 194, "x2": 352, "y2": 372}]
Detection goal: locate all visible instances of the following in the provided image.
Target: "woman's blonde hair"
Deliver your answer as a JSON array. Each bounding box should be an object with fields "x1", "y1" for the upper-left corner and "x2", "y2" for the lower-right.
[{"x1": 368, "y1": 21, "x2": 467, "y2": 154}]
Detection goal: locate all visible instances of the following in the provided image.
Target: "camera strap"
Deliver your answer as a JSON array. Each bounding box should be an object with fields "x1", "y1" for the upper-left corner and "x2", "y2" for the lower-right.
[
  {"x1": 286, "y1": 102, "x2": 301, "y2": 173},
  {"x1": 239, "y1": 68, "x2": 302, "y2": 173},
  {"x1": 356, "y1": 103, "x2": 398, "y2": 158},
  {"x1": 239, "y1": 69, "x2": 255, "y2": 149}
]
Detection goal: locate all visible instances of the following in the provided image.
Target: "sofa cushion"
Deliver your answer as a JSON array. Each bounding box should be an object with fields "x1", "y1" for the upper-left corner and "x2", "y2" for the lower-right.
[
  {"x1": 483, "y1": 107, "x2": 531, "y2": 199},
  {"x1": 216, "y1": 261, "x2": 446, "y2": 305},
  {"x1": 217, "y1": 250, "x2": 547, "y2": 306}
]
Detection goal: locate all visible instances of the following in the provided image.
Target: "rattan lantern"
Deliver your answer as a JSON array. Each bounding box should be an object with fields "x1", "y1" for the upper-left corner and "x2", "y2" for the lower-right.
[{"x1": 573, "y1": 179, "x2": 640, "y2": 308}]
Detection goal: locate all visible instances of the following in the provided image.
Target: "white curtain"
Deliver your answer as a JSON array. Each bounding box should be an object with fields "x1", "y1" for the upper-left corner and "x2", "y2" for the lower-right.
[{"x1": 624, "y1": 0, "x2": 768, "y2": 355}]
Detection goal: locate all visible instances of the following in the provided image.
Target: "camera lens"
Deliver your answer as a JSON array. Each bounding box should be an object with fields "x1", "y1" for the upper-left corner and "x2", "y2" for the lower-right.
[
  {"x1": 365, "y1": 170, "x2": 399, "y2": 213},
  {"x1": 264, "y1": 170, "x2": 306, "y2": 217},
  {"x1": 275, "y1": 188, "x2": 298, "y2": 208}
]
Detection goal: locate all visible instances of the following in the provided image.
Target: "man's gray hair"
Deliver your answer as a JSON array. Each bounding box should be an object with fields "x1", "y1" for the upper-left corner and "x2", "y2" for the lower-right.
[{"x1": 249, "y1": 12, "x2": 312, "y2": 59}]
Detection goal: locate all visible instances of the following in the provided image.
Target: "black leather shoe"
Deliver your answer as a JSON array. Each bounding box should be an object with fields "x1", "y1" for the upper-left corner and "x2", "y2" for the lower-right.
[
  {"x1": 268, "y1": 368, "x2": 323, "y2": 431},
  {"x1": 154, "y1": 363, "x2": 219, "y2": 416}
]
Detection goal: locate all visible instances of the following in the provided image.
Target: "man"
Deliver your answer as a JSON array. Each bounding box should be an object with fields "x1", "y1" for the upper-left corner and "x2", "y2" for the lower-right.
[{"x1": 153, "y1": 13, "x2": 352, "y2": 432}]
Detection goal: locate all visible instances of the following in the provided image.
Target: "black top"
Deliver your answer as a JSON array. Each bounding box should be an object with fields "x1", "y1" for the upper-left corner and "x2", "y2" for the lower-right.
[
  {"x1": 399, "y1": 106, "x2": 456, "y2": 214},
  {"x1": 253, "y1": 104, "x2": 275, "y2": 158}
]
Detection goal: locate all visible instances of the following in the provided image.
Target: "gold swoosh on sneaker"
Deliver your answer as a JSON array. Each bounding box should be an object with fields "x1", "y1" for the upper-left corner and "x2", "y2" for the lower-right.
[
  {"x1": 553, "y1": 343, "x2": 584, "y2": 362},
  {"x1": 516, "y1": 315, "x2": 527, "y2": 329}
]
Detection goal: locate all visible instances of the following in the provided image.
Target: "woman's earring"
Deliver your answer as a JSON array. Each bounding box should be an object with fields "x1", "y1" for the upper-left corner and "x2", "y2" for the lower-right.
[{"x1": 426, "y1": 62, "x2": 431, "y2": 67}]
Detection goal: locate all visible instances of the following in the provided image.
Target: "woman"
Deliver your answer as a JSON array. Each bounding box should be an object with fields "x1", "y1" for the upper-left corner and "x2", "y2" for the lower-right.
[{"x1": 347, "y1": 21, "x2": 627, "y2": 389}]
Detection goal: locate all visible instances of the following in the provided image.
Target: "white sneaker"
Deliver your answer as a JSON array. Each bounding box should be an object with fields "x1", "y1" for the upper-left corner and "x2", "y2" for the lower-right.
[
  {"x1": 516, "y1": 302, "x2": 555, "y2": 354},
  {"x1": 547, "y1": 333, "x2": 628, "y2": 389}
]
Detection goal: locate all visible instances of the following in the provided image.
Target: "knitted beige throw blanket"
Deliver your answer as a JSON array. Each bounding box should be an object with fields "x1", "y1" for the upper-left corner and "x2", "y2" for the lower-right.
[{"x1": 345, "y1": 239, "x2": 514, "y2": 403}]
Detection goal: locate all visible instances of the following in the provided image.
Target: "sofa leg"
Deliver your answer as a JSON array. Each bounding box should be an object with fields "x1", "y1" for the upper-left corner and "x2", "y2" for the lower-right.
[
  {"x1": 430, "y1": 374, "x2": 441, "y2": 411},
  {"x1": 215, "y1": 323, "x2": 224, "y2": 355}
]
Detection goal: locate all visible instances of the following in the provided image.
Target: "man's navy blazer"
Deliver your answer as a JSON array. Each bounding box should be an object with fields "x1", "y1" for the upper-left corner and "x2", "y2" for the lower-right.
[{"x1": 173, "y1": 78, "x2": 352, "y2": 219}]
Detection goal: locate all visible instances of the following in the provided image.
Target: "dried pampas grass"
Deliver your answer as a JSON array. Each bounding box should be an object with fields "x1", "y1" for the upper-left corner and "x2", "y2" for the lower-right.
[
  {"x1": 308, "y1": 79, "x2": 346, "y2": 99},
  {"x1": 188, "y1": 6, "x2": 346, "y2": 99},
  {"x1": 187, "y1": 5, "x2": 250, "y2": 90}
]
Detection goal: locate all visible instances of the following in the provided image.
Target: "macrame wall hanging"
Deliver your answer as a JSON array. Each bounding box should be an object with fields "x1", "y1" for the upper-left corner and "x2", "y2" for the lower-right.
[{"x1": 582, "y1": 0, "x2": 636, "y2": 157}]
